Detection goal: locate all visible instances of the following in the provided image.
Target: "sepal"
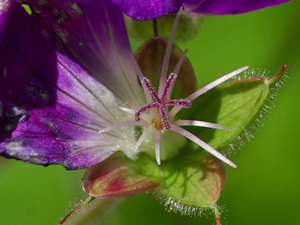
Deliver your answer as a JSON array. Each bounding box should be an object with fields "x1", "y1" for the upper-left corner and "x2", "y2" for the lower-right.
[
  {"x1": 180, "y1": 65, "x2": 288, "y2": 154},
  {"x1": 153, "y1": 152, "x2": 226, "y2": 224},
  {"x1": 83, "y1": 151, "x2": 162, "y2": 198}
]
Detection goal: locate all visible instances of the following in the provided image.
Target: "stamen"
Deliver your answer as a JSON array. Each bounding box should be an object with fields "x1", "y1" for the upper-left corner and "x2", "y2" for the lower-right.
[
  {"x1": 174, "y1": 120, "x2": 230, "y2": 131},
  {"x1": 170, "y1": 124, "x2": 237, "y2": 168},
  {"x1": 155, "y1": 130, "x2": 162, "y2": 165},
  {"x1": 169, "y1": 66, "x2": 249, "y2": 120},
  {"x1": 187, "y1": 66, "x2": 249, "y2": 102},
  {"x1": 158, "y1": 7, "x2": 183, "y2": 96},
  {"x1": 119, "y1": 107, "x2": 136, "y2": 114},
  {"x1": 130, "y1": 54, "x2": 152, "y2": 104},
  {"x1": 133, "y1": 127, "x2": 153, "y2": 152},
  {"x1": 165, "y1": 50, "x2": 189, "y2": 101},
  {"x1": 173, "y1": 49, "x2": 188, "y2": 75}
]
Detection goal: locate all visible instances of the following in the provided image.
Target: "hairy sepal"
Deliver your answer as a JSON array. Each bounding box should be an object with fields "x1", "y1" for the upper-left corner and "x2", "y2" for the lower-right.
[
  {"x1": 82, "y1": 151, "x2": 162, "y2": 198},
  {"x1": 153, "y1": 152, "x2": 225, "y2": 218},
  {"x1": 180, "y1": 66, "x2": 288, "y2": 154}
]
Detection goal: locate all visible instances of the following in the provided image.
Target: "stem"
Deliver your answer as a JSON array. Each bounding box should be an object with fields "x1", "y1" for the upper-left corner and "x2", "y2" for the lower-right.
[
  {"x1": 152, "y1": 19, "x2": 158, "y2": 37},
  {"x1": 60, "y1": 196, "x2": 95, "y2": 224},
  {"x1": 213, "y1": 205, "x2": 221, "y2": 225}
]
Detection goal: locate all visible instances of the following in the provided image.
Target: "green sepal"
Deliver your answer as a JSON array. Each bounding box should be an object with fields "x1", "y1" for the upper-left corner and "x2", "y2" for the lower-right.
[
  {"x1": 82, "y1": 151, "x2": 162, "y2": 198},
  {"x1": 153, "y1": 151, "x2": 225, "y2": 218},
  {"x1": 180, "y1": 65, "x2": 288, "y2": 153}
]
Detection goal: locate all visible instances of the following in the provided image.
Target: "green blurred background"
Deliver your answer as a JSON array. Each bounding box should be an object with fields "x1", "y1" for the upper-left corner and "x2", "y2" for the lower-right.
[{"x1": 1, "y1": 1, "x2": 299, "y2": 224}]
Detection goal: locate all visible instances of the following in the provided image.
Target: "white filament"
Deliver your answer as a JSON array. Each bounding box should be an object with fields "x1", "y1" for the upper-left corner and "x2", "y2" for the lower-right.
[
  {"x1": 155, "y1": 130, "x2": 161, "y2": 165},
  {"x1": 170, "y1": 125, "x2": 237, "y2": 168},
  {"x1": 133, "y1": 127, "x2": 153, "y2": 152},
  {"x1": 158, "y1": 7, "x2": 183, "y2": 97},
  {"x1": 174, "y1": 120, "x2": 230, "y2": 131},
  {"x1": 169, "y1": 66, "x2": 249, "y2": 120}
]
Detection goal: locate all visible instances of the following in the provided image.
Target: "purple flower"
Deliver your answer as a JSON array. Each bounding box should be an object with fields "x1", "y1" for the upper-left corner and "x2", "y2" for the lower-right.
[
  {"x1": 112, "y1": 0, "x2": 291, "y2": 20},
  {"x1": 0, "y1": 1, "x2": 289, "y2": 223},
  {"x1": 0, "y1": 0, "x2": 143, "y2": 169},
  {"x1": 0, "y1": 0, "x2": 244, "y2": 170}
]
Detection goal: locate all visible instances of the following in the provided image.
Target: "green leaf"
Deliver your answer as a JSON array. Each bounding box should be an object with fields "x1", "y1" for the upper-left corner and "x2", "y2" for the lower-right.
[
  {"x1": 82, "y1": 152, "x2": 162, "y2": 198},
  {"x1": 181, "y1": 65, "x2": 288, "y2": 153},
  {"x1": 153, "y1": 152, "x2": 225, "y2": 218}
]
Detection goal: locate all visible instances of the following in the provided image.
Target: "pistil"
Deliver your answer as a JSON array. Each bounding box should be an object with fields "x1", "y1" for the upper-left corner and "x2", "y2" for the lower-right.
[
  {"x1": 152, "y1": 110, "x2": 163, "y2": 130},
  {"x1": 135, "y1": 73, "x2": 191, "y2": 130}
]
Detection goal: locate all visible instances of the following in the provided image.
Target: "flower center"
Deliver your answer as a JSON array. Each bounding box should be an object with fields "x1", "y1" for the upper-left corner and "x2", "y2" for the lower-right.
[
  {"x1": 98, "y1": 8, "x2": 248, "y2": 168},
  {"x1": 135, "y1": 73, "x2": 191, "y2": 130},
  {"x1": 152, "y1": 110, "x2": 163, "y2": 130}
]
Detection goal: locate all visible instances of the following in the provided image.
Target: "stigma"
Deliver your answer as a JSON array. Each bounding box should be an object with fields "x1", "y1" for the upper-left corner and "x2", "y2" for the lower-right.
[{"x1": 135, "y1": 73, "x2": 191, "y2": 130}]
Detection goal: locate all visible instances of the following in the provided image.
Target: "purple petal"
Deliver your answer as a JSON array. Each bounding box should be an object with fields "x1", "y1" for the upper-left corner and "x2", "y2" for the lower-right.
[
  {"x1": 182, "y1": 0, "x2": 291, "y2": 15},
  {"x1": 110, "y1": 0, "x2": 182, "y2": 20},
  {"x1": 0, "y1": 0, "x2": 142, "y2": 169},
  {"x1": 112, "y1": 0, "x2": 290, "y2": 20},
  {"x1": 24, "y1": 0, "x2": 144, "y2": 108}
]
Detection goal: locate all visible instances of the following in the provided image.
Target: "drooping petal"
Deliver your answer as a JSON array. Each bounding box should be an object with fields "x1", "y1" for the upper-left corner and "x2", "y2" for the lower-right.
[
  {"x1": 182, "y1": 0, "x2": 291, "y2": 15},
  {"x1": 112, "y1": 0, "x2": 290, "y2": 20},
  {"x1": 110, "y1": 0, "x2": 182, "y2": 20},
  {"x1": 0, "y1": 0, "x2": 143, "y2": 169}
]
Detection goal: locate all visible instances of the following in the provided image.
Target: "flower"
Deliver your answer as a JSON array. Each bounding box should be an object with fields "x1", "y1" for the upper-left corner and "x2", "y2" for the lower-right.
[
  {"x1": 112, "y1": 0, "x2": 291, "y2": 20},
  {"x1": 0, "y1": 2, "x2": 242, "y2": 222},
  {"x1": 0, "y1": 0, "x2": 288, "y2": 180},
  {"x1": 0, "y1": 0, "x2": 245, "y2": 170},
  {"x1": 0, "y1": 0, "x2": 143, "y2": 169},
  {"x1": 97, "y1": 9, "x2": 251, "y2": 168},
  {"x1": 0, "y1": 0, "x2": 289, "y2": 223},
  {"x1": 0, "y1": 1, "x2": 289, "y2": 224}
]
